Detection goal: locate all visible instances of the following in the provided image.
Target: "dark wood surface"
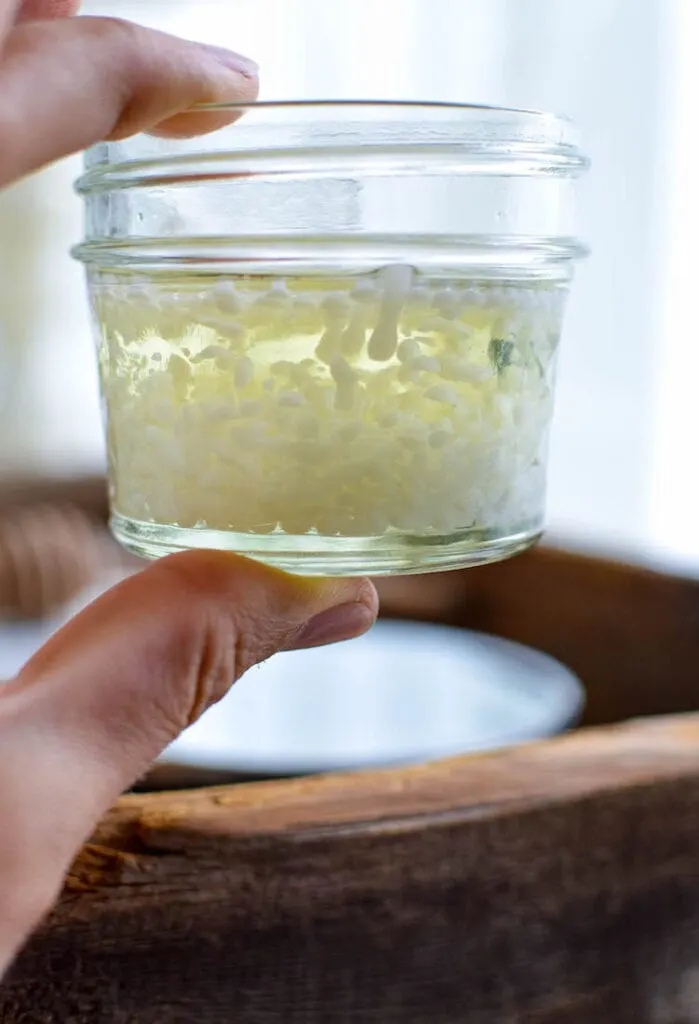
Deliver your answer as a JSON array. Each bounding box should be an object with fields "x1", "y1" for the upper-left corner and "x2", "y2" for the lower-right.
[{"x1": 4, "y1": 714, "x2": 699, "y2": 1022}]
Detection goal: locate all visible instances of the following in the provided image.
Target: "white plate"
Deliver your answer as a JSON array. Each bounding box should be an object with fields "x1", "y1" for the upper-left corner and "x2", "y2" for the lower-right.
[
  {"x1": 162, "y1": 620, "x2": 585, "y2": 776},
  {"x1": 0, "y1": 596, "x2": 584, "y2": 777}
]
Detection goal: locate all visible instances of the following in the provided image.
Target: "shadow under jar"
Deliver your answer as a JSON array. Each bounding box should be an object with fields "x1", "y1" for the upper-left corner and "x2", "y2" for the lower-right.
[{"x1": 74, "y1": 101, "x2": 588, "y2": 576}]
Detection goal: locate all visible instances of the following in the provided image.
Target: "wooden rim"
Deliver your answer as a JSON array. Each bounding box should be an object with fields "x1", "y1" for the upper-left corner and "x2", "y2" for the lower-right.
[{"x1": 79, "y1": 711, "x2": 699, "y2": 867}]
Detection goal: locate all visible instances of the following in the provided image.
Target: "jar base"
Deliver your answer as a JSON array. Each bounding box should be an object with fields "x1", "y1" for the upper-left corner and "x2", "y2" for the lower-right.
[{"x1": 111, "y1": 513, "x2": 541, "y2": 576}]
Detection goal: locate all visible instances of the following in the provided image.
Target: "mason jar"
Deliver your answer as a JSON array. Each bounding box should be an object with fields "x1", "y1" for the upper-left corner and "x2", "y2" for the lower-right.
[{"x1": 74, "y1": 101, "x2": 588, "y2": 576}]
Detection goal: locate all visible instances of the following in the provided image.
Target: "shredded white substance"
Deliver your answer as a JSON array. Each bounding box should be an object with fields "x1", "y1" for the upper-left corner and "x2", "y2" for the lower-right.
[{"x1": 93, "y1": 268, "x2": 565, "y2": 538}]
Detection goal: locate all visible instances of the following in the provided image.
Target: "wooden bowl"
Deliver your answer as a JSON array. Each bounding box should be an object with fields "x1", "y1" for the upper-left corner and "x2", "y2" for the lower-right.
[
  {"x1": 3, "y1": 715, "x2": 699, "y2": 1022},
  {"x1": 2, "y1": 476, "x2": 699, "y2": 1021}
]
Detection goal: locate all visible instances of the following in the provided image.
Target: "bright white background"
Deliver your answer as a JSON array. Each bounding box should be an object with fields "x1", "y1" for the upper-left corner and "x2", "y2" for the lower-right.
[{"x1": 1, "y1": 0, "x2": 695, "y2": 568}]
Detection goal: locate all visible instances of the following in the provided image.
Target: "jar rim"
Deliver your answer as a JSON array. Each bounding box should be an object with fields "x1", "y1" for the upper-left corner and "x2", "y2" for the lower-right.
[
  {"x1": 191, "y1": 98, "x2": 574, "y2": 123},
  {"x1": 79, "y1": 100, "x2": 586, "y2": 195}
]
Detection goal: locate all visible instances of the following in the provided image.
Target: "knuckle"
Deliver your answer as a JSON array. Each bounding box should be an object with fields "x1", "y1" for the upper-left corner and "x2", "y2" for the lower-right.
[
  {"x1": 139, "y1": 554, "x2": 301, "y2": 727},
  {"x1": 80, "y1": 15, "x2": 142, "y2": 49},
  {"x1": 232, "y1": 614, "x2": 292, "y2": 679},
  {"x1": 183, "y1": 612, "x2": 239, "y2": 726}
]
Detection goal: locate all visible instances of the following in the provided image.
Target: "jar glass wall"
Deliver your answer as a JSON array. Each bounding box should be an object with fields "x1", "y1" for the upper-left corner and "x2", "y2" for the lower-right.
[{"x1": 74, "y1": 101, "x2": 588, "y2": 576}]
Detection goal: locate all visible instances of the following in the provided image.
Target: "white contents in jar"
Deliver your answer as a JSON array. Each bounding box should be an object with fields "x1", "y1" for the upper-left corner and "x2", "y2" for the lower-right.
[{"x1": 92, "y1": 268, "x2": 566, "y2": 538}]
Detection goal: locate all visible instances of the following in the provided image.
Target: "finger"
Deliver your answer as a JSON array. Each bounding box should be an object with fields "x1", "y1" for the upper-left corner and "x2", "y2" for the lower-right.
[
  {"x1": 0, "y1": 1, "x2": 80, "y2": 62},
  {"x1": 0, "y1": 0, "x2": 18, "y2": 35},
  {"x1": 0, "y1": 17, "x2": 259, "y2": 186},
  {"x1": 0, "y1": 551, "x2": 378, "y2": 973},
  {"x1": 16, "y1": 0, "x2": 80, "y2": 20}
]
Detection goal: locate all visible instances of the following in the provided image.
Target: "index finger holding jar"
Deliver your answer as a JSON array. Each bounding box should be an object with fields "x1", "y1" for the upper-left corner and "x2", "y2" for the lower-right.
[
  {"x1": 15, "y1": 0, "x2": 81, "y2": 20},
  {"x1": 75, "y1": 101, "x2": 589, "y2": 577},
  {"x1": 0, "y1": 16, "x2": 258, "y2": 185}
]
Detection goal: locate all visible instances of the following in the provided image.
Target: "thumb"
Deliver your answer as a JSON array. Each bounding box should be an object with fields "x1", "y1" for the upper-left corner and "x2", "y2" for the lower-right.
[{"x1": 0, "y1": 551, "x2": 377, "y2": 973}]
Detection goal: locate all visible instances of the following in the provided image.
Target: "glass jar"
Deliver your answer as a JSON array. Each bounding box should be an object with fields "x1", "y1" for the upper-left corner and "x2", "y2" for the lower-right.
[{"x1": 74, "y1": 101, "x2": 588, "y2": 576}]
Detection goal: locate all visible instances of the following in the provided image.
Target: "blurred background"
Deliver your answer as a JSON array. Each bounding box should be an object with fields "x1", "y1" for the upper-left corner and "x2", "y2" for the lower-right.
[{"x1": 0, "y1": 0, "x2": 696, "y2": 779}]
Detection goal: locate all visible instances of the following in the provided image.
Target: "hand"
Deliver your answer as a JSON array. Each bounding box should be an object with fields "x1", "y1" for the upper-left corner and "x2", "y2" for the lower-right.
[
  {"x1": 0, "y1": 0, "x2": 260, "y2": 187},
  {"x1": 0, "y1": 552, "x2": 378, "y2": 977},
  {"x1": 0, "y1": 0, "x2": 380, "y2": 980}
]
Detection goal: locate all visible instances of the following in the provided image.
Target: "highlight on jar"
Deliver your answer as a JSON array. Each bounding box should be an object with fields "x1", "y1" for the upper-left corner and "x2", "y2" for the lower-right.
[{"x1": 74, "y1": 101, "x2": 589, "y2": 576}]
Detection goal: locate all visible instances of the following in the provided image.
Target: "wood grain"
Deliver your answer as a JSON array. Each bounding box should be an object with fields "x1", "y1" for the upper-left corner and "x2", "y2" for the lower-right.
[{"x1": 4, "y1": 714, "x2": 699, "y2": 1022}]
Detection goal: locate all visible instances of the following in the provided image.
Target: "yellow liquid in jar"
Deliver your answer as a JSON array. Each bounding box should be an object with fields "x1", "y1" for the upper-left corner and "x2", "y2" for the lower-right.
[{"x1": 92, "y1": 267, "x2": 566, "y2": 574}]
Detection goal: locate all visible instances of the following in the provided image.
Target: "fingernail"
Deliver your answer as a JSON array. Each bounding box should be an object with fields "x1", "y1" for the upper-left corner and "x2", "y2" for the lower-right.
[
  {"x1": 290, "y1": 602, "x2": 376, "y2": 651},
  {"x1": 200, "y1": 44, "x2": 259, "y2": 78}
]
